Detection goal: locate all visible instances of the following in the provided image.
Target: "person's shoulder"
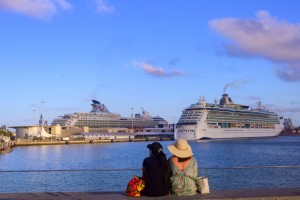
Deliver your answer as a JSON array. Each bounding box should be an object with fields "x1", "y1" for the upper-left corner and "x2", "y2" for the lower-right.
[
  {"x1": 191, "y1": 156, "x2": 197, "y2": 162},
  {"x1": 143, "y1": 156, "x2": 151, "y2": 161},
  {"x1": 169, "y1": 156, "x2": 176, "y2": 161},
  {"x1": 143, "y1": 156, "x2": 152, "y2": 163},
  {"x1": 168, "y1": 156, "x2": 177, "y2": 164}
]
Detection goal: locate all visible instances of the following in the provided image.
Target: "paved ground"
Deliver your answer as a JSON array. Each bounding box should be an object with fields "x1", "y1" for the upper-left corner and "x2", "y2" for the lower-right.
[{"x1": 0, "y1": 188, "x2": 300, "y2": 200}]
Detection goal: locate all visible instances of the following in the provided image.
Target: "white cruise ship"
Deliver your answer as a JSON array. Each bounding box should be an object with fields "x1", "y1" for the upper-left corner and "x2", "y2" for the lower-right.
[
  {"x1": 51, "y1": 100, "x2": 168, "y2": 129},
  {"x1": 175, "y1": 94, "x2": 284, "y2": 140}
]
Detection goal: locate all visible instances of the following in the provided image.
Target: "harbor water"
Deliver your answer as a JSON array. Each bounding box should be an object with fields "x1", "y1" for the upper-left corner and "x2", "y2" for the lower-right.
[{"x1": 0, "y1": 136, "x2": 300, "y2": 192}]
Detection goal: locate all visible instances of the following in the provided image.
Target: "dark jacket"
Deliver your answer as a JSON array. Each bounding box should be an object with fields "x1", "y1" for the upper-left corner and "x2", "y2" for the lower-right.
[{"x1": 141, "y1": 156, "x2": 170, "y2": 196}]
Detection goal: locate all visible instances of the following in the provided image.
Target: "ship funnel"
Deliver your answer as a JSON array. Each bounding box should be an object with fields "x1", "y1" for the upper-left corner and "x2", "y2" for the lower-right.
[
  {"x1": 219, "y1": 94, "x2": 234, "y2": 106},
  {"x1": 90, "y1": 100, "x2": 110, "y2": 113}
]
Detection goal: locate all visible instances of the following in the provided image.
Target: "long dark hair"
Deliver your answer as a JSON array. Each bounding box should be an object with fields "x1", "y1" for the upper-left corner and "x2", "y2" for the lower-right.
[{"x1": 152, "y1": 149, "x2": 169, "y2": 183}]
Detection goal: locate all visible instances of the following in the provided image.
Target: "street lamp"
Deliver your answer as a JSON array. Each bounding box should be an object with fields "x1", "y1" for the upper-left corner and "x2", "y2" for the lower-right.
[
  {"x1": 131, "y1": 108, "x2": 134, "y2": 130},
  {"x1": 173, "y1": 116, "x2": 176, "y2": 132}
]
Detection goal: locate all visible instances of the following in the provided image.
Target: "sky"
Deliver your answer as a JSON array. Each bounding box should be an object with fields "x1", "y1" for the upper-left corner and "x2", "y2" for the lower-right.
[{"x1": 1, "y1": 0, "x2": 300, "y2": 128}]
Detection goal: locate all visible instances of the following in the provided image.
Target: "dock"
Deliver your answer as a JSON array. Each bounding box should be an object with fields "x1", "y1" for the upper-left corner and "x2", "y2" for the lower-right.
[
  {"x1": 14, "y1": 137, "x2": 173, "y2": 146},
  {"x1": 0, "y1": 187, "x2": 299, "y2": 200}
]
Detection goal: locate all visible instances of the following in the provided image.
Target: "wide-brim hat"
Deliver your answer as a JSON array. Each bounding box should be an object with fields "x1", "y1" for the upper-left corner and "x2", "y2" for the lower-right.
[{"x1": 167, "y1": 139, "x2": 193, "y2": 158}]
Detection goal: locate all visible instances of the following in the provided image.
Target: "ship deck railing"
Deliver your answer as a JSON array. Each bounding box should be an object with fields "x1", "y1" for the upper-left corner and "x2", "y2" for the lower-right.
[{"x1": 0, "y1": 166, "x2": 299, "y2": 193}]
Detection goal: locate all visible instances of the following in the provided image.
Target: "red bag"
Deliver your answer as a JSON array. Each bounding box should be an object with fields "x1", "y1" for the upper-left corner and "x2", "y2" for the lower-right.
[{"x1": 126, "y1": 176, "x2": 145, "y2": 197}]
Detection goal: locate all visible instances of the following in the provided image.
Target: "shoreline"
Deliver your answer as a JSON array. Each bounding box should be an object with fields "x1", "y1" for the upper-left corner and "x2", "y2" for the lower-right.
[{"x1": 14, "y1": 137, "x2": 173, "y2": 146}]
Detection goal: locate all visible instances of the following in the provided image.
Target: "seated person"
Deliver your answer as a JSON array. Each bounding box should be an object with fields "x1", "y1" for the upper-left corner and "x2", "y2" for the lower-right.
[
  {"x1": 141, "y1": 142, "x2": 170, "y2": 196},
  {"x1": 168, "y1": 139, "x2": 198, "y2": 196}
]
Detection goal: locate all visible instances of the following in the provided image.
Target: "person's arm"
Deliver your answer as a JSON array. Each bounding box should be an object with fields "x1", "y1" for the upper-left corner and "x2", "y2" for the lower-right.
[
  {"x1": 193, "y1": 157, "x2": 198, "y2": 178},
  {"x1": 142, "y1": 159, "x2": 147, "y2": 181},
  {"x1": 142, "y1": 166, "x2": 146, "y2": 180}
]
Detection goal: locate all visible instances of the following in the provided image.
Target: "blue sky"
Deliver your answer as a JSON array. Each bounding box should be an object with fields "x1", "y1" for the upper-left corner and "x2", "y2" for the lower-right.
[{"x1": 1, "y1": 0, "x2": 300, "y2": 128}]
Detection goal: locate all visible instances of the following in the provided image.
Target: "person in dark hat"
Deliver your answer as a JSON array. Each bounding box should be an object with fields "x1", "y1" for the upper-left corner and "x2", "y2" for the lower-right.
[{"x1": 141, "y1": 142, "x2": 170, "y2": 196}]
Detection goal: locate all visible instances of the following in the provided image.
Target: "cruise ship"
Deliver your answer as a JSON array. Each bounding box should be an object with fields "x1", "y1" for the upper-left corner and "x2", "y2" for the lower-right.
[
  {"x1": 175, "y1": 93, "x2": 284, "y2": 140},
  {"x1": 51, "y1": 100, "x2": 168, "y2": 129}
]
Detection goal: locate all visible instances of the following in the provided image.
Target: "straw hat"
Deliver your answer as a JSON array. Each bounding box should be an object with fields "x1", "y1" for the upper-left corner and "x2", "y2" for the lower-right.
[{"x1": 167, "y1": 139, "x2": 193, "y2": 158}]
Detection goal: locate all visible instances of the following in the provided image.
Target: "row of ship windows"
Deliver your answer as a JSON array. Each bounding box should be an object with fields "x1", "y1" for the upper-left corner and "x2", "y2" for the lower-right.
[
  {"x1": 207, "y1": 113, "x2": 278, "y2": 118},
  {"x1": 207, "y1": 119, "x2": 280, "y2": 124},
  {"x1": 181, "y1": 113, "x2": 279, "y2": 121},
  {"x1": 177, "y1": 130, "x2": 195, "y2": 133},
  {"x1": 77, "y1": 122, "x2": 157, "y2": 125},
  {"x1": 80, "y1": 118, "x2": 119, "y2": 120},
  {"x1": 208, "y1": 112, "x2": 277, "y2": 117},
  {"x1": 216, "y1": 123, "x2": 276, "y2": 129},
  {"x1": 182, "y1": 113, "x2": 203, "y2": 116},
  {"x1": 179, "y1": 119, "x2": 279, "y2": 124},
  {"x1": 180, "y1": 116, "x2": 202, "y2": 120},
  {"x1": 178, "y1": 123, "x2": 277, "y2": 131},
  {"x1": 207, "y1": 116, "x2": 279, "y2": 122},
  {"x1": 184, "y1": 110, "x2": 203, "y2": 114},
  {"x1": 178, "y1": 120, "x2": 197, "y2": 123}
]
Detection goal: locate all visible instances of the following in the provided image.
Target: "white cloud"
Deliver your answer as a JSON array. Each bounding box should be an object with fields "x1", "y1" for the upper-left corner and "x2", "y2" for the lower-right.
[
  {"x1": 210, "y1": 11, "x2": 300, "y2": 81},
  {"x1": 266, "y1": 104, "x2": 300, "y2": 114},
  {"x1": 133, "y1": 61, "x2": 187, "y2": 78},
  {"x1": 0, "y1": 0, "x2": 72, "y2": 19},
  {"x1": 56, "y1": 0, "x2": 72, "y2": 10},
  {"x1": 94, "y1": 0, "x2": 115, "y2": 14}
]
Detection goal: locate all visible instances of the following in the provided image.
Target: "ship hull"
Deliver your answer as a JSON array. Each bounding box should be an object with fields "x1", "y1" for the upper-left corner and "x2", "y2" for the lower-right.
[{"x1": 175, "y1": 126, "x2": 283, "y2": 140}]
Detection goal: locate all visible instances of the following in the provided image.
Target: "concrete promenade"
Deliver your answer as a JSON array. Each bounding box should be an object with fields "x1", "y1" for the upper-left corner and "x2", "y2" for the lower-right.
[{"x1": 0, "y1": 188, "x2": 300, "y2": 200}]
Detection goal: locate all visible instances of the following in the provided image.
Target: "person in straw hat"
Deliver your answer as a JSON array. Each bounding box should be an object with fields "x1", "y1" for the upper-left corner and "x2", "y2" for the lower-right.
[{"x1": 168, "y1": 138, "x2": 198, "y2": 196}]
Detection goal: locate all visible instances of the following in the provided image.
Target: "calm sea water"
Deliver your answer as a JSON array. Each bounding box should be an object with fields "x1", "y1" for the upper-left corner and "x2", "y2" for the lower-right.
[{"x1": 1, "y1": 136, "x2": 300, "y2": 192}]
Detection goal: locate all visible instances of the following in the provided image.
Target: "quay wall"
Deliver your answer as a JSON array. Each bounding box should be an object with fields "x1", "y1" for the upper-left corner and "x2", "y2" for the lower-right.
[{"x1": 15, "y1": 137, "x2": 173, "y2": 146}]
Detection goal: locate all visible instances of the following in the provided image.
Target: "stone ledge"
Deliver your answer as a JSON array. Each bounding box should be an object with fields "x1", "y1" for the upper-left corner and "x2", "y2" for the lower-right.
[{"x1": 0, "y1": 188, "x2": 299, "y2": 200}]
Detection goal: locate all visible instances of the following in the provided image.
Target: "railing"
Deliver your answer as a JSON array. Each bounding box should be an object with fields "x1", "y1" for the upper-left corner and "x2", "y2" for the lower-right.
[{"x1": 0, "y1": 166, "x2": 299, "y2": 193}]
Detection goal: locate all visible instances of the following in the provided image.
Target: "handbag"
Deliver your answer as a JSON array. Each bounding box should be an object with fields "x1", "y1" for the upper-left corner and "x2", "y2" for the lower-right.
[
  {"x1": 195, "y1": 176, "x2": 210, "y2": 194},
  {"x1": 126, "y1": 176, "x2": 145, "y2": 197}
]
